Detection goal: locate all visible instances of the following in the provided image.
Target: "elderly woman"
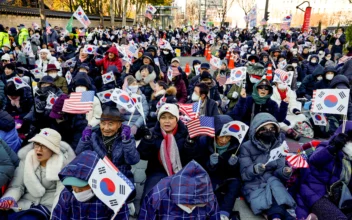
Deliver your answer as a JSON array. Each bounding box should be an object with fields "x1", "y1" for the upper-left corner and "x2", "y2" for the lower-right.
[
  {"x1": 0, "y1": 128, "x2": 75, "y2": 219},
  {"x1": 135, "y1": 64, "x2": 156, "y2": 101},
  {"x1": 35, "y1": 49, "x2": 61, "y2": 79},
  {"x1": 138, "y1": 103, "x2": 199, "y2": 201},
  {"x1": 75, "y1": 106, "x2": 140, "y2": 185},
  {"x1": 239, "y1": 113, "x2": 296, "y2": 220}
]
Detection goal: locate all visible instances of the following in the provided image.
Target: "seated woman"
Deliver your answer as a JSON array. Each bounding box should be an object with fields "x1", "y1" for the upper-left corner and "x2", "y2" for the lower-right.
[
  {"x1": 239, "y1": 113, "x2": 296, "y2": 220},
  {"x1": 295, "y1": 122, "x2": 352, "y2": 220},
  {"x1": 228, "y1": 78, "x2": 288, "y2": 126},
  {"x1": 135, "y1": 64, "x2": 157, "y2": 101},
  {"x1": 0, "y1": 128, "x2": 75, "y2": 220}
]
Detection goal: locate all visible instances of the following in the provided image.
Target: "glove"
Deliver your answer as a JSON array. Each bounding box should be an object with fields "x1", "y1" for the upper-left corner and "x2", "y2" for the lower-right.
[
  {"x1": 254, "y1": 163, "x2": 266, "y2": 175},
  {"x1": 149, "y1": 111, "x2": 157, "y2": 118},
  {"x1": 330, "y1": 133, "x2": 348, "y2": 153},
  {"x1": 142, "y1": 127, "x2": 152, "y2": 139},
  {"x1": 228, "y1": 154, "x2": 238, "y2": 166},
  {"x1": 283, "y1": 167, "x2": 293, "y2": 177},
  {"x1": 121, "y1": 125, "x2": 131, "y2": 141},
  {"x1": 131, "y1": 125, "x2": 138, "y2": 135},
  {"x1": 81, "y1": 126, "x2": 92, "y2": 141},
  {"x1": 186, "y1": 135, "x2": 195, "y2": 144},
  {"x1": 232, "y1": 92, "x2": 239, "y2": 99},
  {"x1": 210, "y1": 153, "x2": 219, "y2": 166},
  {"x1": 35, "y1": 100, "x2": 46, "y2": 113}
]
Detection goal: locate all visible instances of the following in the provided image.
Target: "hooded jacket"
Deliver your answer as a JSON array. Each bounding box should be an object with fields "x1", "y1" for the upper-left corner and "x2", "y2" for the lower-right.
[
  {"x1": 228, "y1": 79, "x2": 288, "y2": 126},
  {"x1": 95, "y1": 46, "x2": 123, "y2": 73},
  {"x1": 35, "y1": 49, "x2": 61, "y2": 79},
  {"x1": 18, "y1": 28, "x2": 29, "y2": 46},
  {"x1": 314, "y1": 66, "x2": 337, "y2": 90},
  {"x1": 0, "y1": 139, "x2": 19, "y2": 189},
  {"x1": 52, "y1": 150, "x2": 129, "y2": 219},
  {"x1": 296, "y1": 64, "x2": 324, "y2": 98},
  {"x1": 239, "y1": 113, "x2": 296, "y2": 214},
  {"x1": 138, "y1": 160, "x2": 220, "y2": 219},
  {"x1": 301, "y1": 55, "x2": 323, "y2": 79},
  {"x1": 0, "y1": 110, "x2": 22, "y2": 153},
  {"x1": 339, "y1": 59, "x2": 352, "y2": 84}
]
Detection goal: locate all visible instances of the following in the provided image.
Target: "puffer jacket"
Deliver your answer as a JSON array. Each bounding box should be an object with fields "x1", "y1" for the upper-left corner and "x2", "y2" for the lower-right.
[
  {"x1": 239, "y1": 113, "x2": 296, "y2": 214},
  {"x1": 0, "y1": 139, "x2": 19, "y2": 188},
  {"x1": 1, "y1": 141, "x2": 75, "y2": 212},
  {"x1": 0, "y1": 110, "x2": 22, "y2": 152},
  {"x1": 5, "y1": 87, "x2": 33, "y2": 120},
  {"x1": 75, "y1": 125, "x2": 140, "y2": 182},
  {"x1": 53, "y1": 76, "x2": 68, "y2": 94},
  {"x1": 296, "y1": 65, "x2": 324, "y2": 99},
  {"x1": 95, "y1": 46, "x2": 123, "y2": 73},
  {"x1": 35, "y1": 50, "x2": 61, "y2": 79},
  {"x1": 301, "y1": 55, "x2": 323, "y2": 79},
  {"x1": 121, "y1": 91, "x2": 149, "y2": 129},
  {"x1": 136, "y1": 70, "x2": 156, "y2": 101}
]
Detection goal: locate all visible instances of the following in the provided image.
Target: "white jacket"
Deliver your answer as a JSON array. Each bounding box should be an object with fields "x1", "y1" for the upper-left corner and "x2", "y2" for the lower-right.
[
  {"x1": 2, "y1": 141, "x2": 75, "y2": 213},
  {"x1": 271, "y1": 86, "x2": 301, "y2": 115},
  {"x1": 35, "y1": 51, "x2": 61, "y2": 78}
]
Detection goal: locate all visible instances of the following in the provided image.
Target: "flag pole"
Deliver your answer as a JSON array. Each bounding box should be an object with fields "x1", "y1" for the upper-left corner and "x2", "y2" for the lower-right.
[
  {"x1": 342, "y1": 114, "x2": 347, "y2": 133},
  {"x1": 195, "y1": 99, "x2": 201, "y2": 118},
  {"x1": 234, "y1": 143, "x2": 242, "y2": 156},
  {"x1": 127, "y1": 109, "x2": 135, "y2": 126}
]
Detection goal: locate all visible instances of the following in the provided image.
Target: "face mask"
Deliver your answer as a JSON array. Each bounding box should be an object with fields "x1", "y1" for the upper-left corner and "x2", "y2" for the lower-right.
[
  {"x1": 257, "y1": 131, "x2": 276, "y2": 145},
  {"x1": 326, "y1": 74, "x2": 334, "y2": 80},
  {"x1": 250, "y1": 77, "x2": 260, "y2": 84},
  {"x1": 163, "y1": 51, "x2": 169, "y2": 55},
  {"x1": 278, "y1": 83, "x2": 287, "y2": 90},
  {"x1": 41, "y1": 86, "x2": 54, "y2": 95},
  {"x1": 317, "y1": 76, "x2": 323, "y2": 81},
  {"x1": 326, "y1": 56, "x2": 331, "y2": 60},
  {"x1": 72, "y1": 189, "x2": 95, "y2": 202},
  {"x1": 75, "y1": 87, "x2": 87, "y2": 92},
  {"x1": 292, "y1": 51, "x2": 298, "y2": 55},
  {"x1": 311, "y1": 59, "x2": 317, "y2": 64},
  {"x1": 49, "y1": 73, "x2": 57, "y2": 78},
  {"x1": 292, "y1": 63, "x2": 297, "y2": 67},
  {"x1": 343, "y1": 142, "x2": 352, "y2": 157},
  {"x1": 251, "y1": 50, "x2": 255, "y2": 55},
  {"x1": 128, "y1": 85, "x2": 139, "y2": 93},
  {"x1": 191, "y1": 92, "x2": 200, "y2": 101}
]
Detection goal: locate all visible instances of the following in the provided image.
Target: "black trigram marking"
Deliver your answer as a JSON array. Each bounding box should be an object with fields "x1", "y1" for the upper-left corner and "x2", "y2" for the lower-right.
[
  {"x1": 116, "y1": 90, "x2": 121, "y2": 94},
  {"x1": 278, "y1": 153, "x2": 285, "y2": 158},
  {"x1": 238, "y1": 134, "x2": 242, "y2": 140},
  {"x1": 224, "y1": 124, "x2": 230, "y2": 128},
  {"x1": 318, "y1": 92, "x2": 325, "y2": 98},
  {"x1": 337, "y1": 105, "x2": 345, "y2": 112},
  {"x1": 92, "y1": 179, "x2": 97, "y2": 189},
  {"x1": 112, "y1": 96, "x2": 117, "y2": 101},
  {"x1": 339, "y1": 92, "x2": 346, "y2": 99},
  {"x1": 109, "y1": 199, "x2": 118, "y2": 206},
  {"x1": 222, "y1": 131, "x2": 228, "y2": 135},
  {"x1": 241, "y1": 125, "x2": 246, "y2": 131},
  {"x1": 321, "y1": 121, "x2": 326, "y2": 125},
  {"x1": 316, "y1": 104, "x2": 323, "y2": 110},
  {"x1": 98, "y1": 167, "x2": 106, "y2": 174},
  {"x1": 98, "y1": 93, "x2": 103, "y2": 97},
  {"x1": 119, "y1": 185, "x2": 126, "y2": 195},
  {"x1": 127, "y1": 104, "x2": 132, "y2": 108}
]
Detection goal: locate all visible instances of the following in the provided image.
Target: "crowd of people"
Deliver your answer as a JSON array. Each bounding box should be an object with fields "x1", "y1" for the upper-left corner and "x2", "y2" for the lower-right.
[{"x1": 0, "y1": 22, "x2": 352, "y2": 220}]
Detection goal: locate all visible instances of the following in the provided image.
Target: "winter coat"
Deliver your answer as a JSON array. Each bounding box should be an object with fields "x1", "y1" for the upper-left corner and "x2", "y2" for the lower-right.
[
  {"x1": 138, "y1": 121, "x2": 200, "y2": 176},
  {"x1": 136, "y1": 70, "x2": 156, "y2": 101},
  {"x1": 239, "y1": 113, "x2": 296, "y2": 215},
  {"x1": 5, "y1": 87, "x2": 33, "y2": 120},
  {"x1": 226, "y1": 83, "x2": 242, "y2": 110},
  {"x1": 0, "y1": 110, "x2": 22, "y2": 152},
  {"x1": 138, "y1": 160, "x2": 220, "y2": 220},
  {"x1": 95, "y1": 46, "x2": 123, "y2": 73},
  {"x1": 271, "y1": 86, "x2": 301, "y2": 116},
  {"x1": 75, "y1": 126, "x2": 140, "y2": 182},
  {"x1": 52, "y1": 150, "x2": 129, "y2": 219},
  {"x1": 296, "y1": 65, "x2": 324, "y2": 99},
  {"x1": 53, "y1": 76, "x2": 68, "y2": 94},
  {"x1": 339, "y1": 59, "x2": 352, "y2": 84},
  {"x1": 172, "y1": 76, "x2": 188, "y2": 103},
  {"x1": 199, "y1": 97, "x2": 220, "y2": 117},
  {"x1": 0, "y1": 80, "x2": 5, "y2": 109},
  {"x1": 2, "y1": 141, "x2": 75, "y2": 212},
  {"x1": 146, "y1": 46, "x2": 168, "y2": 74},
  {"x1": 294, "y1": 122, "x2": 352, "y2": 219},
  {"x1": 121, "y1": 92, "x2": 149, "y2": 128},
  {"x1": 331, "y1": 33, "x2": 346, "y2": 55},
  {"x1": 301, "y1": 55, "x2": 323, "y2": 79},
  {"x1": 18, "y1": 28, "x2": 29, "y2": 46},
  {"x1": 35, "y1": 53, "x2": 61, "y2": 79},
  {"x1": 0, "y1": 31, "x2": 10, "y2": 48},
  {"x1": 0, "y1": 139, "x2": 19, "y2": 188}
]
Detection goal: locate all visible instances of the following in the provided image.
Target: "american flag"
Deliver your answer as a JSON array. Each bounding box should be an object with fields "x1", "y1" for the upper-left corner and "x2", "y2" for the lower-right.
[
  {"x1": 0, "y1": 197, "x2": 18, "y2": 209},
  {"x1": 145, "y1": 10, "x2": 153, "y2": 20},
  {"x1": 178, "y1": 101, "x2": 201, "y2": 119},
  {"x1": 286, "y1": 154, "x2": 309, "y2": 168},
  {"x1": 274, "y1": 69, "x2": 289, "y2": 82},
  {"x1": 45, "y1": 20, "x2": 51, "y2": 34},
  {"x1": 199, "y1": 26, "x2": 207, "y2": 33},
  {"x1": 63, "y1": 91, "x2": 94, "y2": 114},
  {"x1": 187, "y1": 116, "x2": 215, "y2": 138}
]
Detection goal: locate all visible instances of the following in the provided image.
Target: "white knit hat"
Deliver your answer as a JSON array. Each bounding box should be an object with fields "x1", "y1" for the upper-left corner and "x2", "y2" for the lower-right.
[
  {"x1": 157, "y1": 103, "x2": 180, "y2": 121},
  {"x1": 29, "y1": 128, "x2": 61, "y2": 154}
]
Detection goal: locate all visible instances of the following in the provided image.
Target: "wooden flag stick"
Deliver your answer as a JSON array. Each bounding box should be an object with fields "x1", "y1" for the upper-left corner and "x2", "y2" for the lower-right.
[
  {"x1": 342, "y1": 114, "x2": 347, "y2": 133},
  {"x1": 127, "y1": 109, "x2": 135, "y2": 126}
]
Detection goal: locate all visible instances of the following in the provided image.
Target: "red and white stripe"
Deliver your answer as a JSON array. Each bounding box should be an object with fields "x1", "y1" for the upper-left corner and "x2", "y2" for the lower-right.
[
  {"x1": 187, "y1": 118, "x2": 214, "y2": 138},
  {"x1": 286, "y1": 154, "x2": 309, "y2": 168},
  {"x1": 178, "y1": 103, "x2": 197, "y2": 119},
  {"x1": 62, "y1": 93, "x2": 93, "y2": 114}
]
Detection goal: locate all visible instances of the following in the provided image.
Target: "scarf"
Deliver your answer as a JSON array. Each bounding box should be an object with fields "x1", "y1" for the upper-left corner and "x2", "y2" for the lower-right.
[
  {"x1": 103, "y1": 133, "x2": 118, "y2": 159},
  {"x1": 252, "y1": 89, "x2": 271, "y2": 105},
  {"x1": 277, "y1": 89, "x2": 287, "y2": 100},
  {"x1": 158, "y1": 124, "x2": 182, "y2": 176},
  {"x1": 214, "y1": 140, "x2": 230, "y2": 155}
]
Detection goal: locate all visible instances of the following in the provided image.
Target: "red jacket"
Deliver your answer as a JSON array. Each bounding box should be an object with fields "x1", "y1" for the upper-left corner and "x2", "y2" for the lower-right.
[{"x1": 95, "y1": 46, "x2": 123, "y2": 73}]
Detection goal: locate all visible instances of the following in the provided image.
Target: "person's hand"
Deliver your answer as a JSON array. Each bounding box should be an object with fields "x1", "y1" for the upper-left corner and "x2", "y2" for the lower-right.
[
  {"x1": 35, "y1": 100, "x2": 46, "y2": 113},
  {"x1": 240, "y1": 88, "x2": 246, "y2": 98},
  {"x1": 130, "y1": 125, "x2": 138, "y2": 135},
  {"x1": 232, "y1": 91, "x2": 239, "y2": 99},
  {"x1": 283, "y1": 96, "x2": 289, "y2": 103},
  {"x1": 125, "y1": 62, "x2": 130, "y2": 72},
  {"x1": 228, "y1": 154, "x2": 238, "y2": 166},
  {"x1": 210, "y1": 153, "x2": 219, "y2": 166},
  {"x1": 121, "y1": 125, "x2": 131, "y2": 141},
  {"x1": 216, "y1": 74, "x2": 220, "y2": 82},
  {"x1": 254, "y1": 163, "x2": 266, "y2": 175},
  {"x1": 283, "y1": 167, "x2": 292, "y2": 177},
  {"x1": 330, "y1": 133, "x2": 348, "y2": 153},
  {"x1": 81, "y1": 125, "x2": 92, "y2": 141},
  {"x1": 142, "y1": 126, "x2": 152, "y2": 140}
]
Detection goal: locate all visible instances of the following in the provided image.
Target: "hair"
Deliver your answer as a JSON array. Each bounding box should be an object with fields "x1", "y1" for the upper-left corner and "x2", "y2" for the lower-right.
[
  {"x1": 196, "y1": 83, "x2": 209, "y2": 96},
  {"x1": 139, "y1": 64, "x2": 154, "y2": 73},
  {"x1": 156, "y1": 80, "x2": 168, "y2": 90}
]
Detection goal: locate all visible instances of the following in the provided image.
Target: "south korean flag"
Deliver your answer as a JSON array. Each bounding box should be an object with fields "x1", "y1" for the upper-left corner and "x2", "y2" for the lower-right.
[{"x1": 312, "y1": 89, "x2": 350, "y2": 115}]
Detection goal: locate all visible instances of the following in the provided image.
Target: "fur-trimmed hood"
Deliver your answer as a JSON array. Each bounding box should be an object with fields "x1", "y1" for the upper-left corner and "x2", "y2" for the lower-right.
[{"x1": 135, "y1": 70, "x2": 157, "y2": 84}]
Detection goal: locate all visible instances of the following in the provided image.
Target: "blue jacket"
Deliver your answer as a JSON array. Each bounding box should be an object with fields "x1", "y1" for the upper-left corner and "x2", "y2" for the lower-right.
[
  {"x1": 75, "y1": 125, "x2": 140, "y2": 183},
  {"x1": 301, "y1": 55, "x2": 323, "y2": 79},
  {"x1": 0, "y1": 110, "x2": 22, "y2": 152},
  {"x1": 5, "y1": 87, "x2": 33, "y2": 119},
  {"x1": 138, "y1": 160, "x2": 220, "y2": 220},
  {"x1": 122, "y1": 92, "x2": 149, "y2": 128},
  {"x1": 0, "y1": 139, "x2": 19, "y2": 188},
  {"x1": 52, "y1": 150, "x2": 129, "y2": 220}
]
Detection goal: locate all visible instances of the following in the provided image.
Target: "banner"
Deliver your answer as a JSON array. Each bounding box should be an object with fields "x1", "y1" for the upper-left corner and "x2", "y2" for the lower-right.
[
  {"x1": 302, "y1": 7, "x2": 312, "y2": 32},
  {"x1": 312, "y1": 89, "x2": 350, "y2": 115},
  {"x1": 73, "y1": 6, "x2": 91, "y2": 28}
]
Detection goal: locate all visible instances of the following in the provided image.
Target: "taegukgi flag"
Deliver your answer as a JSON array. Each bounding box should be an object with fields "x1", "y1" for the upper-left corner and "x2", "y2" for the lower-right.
[
  {"x1": 73, "y1": 6, "x2": 91, "y2": 28},
  {"x1": 111, "y1": 88, "x2": 136, "y2": 113},
  {"x1": 312, "y1": 89, "x2": 350, "y2": 115},
  {"x1": 219, "y1": 121, "x2": 249, "y2": 144}
]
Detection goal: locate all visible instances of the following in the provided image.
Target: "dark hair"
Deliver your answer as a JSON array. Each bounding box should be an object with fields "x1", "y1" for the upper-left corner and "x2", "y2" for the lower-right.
[
  {"x1": 195, "y1": 83, "x2": 209, "y2": 96},
  {"x1": 139, "y1": 64, "x2": 154, "y2": 73},
  {"x1": 4, "y1": 63, "x2": 15, "y2": 71},
  {"x1": 156, "y1": 80, "x2": 168, "y2": 90}
]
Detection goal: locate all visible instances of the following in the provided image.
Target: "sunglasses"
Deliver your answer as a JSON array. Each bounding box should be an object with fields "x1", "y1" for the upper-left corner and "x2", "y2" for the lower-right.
[
  {"x1": 2, "y1": 60, "x2": 9, "y2": 63},
  {"x1": 257, "y1": 86, "x2": 270, "y2": 91}
]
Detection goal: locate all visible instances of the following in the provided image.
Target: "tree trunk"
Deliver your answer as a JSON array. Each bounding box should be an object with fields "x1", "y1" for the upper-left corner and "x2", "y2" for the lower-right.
[
  {"x1": 110, "y1": 0, "x2": 115, "y2": 27},
  {"x1": 134, "y1": 0, "x2": 142, "y2": 25},
  {"x1": 39, "y1": 0, "x2": 46, "y2": 28},
  {"x1": 122, "y1": 0, "x2": 128, "y2": 26},
  {"x1": 99, "y1": 0, "x2": 104, "y2": 26}
]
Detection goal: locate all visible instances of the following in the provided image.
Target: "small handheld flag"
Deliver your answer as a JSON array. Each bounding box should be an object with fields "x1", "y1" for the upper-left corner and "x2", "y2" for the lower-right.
[
  {"x1": 62, "y1": 91, "x2": 95, "y2": 114},
  {"x1": 111, "y1": 88, "x2": 135, "y2": 113},
  {"x1": 187, "y1": 116, "x2": 215, "y2": 138},
  {"x1": 97, "y1": 89, "x2": 114, "y2": 103},
  {"x1": 220, "y1": 121, "x2": 249, "y2": 144},
  {"x1": 102, "y1": 71, "x2": 115, "y2": 84},
  {"x1": 265, "y1": 141, "x2": 289, "y2": 166}
]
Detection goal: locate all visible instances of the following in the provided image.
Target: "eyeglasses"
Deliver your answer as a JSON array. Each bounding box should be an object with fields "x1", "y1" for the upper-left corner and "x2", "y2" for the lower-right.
[
  {"x1": 257, "y1": 86, "x2": 270, "y2": 91},
  {"x1": 258, "y1": 127, "x2": 276, "y2": 133},
  {"x1": 34, "y1": 143, "x2": 49, "y2": 151}
]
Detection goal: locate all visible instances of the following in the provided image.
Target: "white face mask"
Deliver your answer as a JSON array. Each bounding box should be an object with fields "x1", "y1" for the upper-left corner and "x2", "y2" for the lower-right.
[
  {"x1": 278, "y1": 83, "x2": 287, "y2": 90},
  {"x1": 191, "y1": 92, "x2": 200, "y2": 101},
  {"x1": 251, "y1": 50, "x2": 255, "y2": 55},
  {"x1": 292, "y1": 50, "x2": 298, "y2": 55},
  {"x1": 311, "y1": 59, "x2": 317, "y2": 64},
  {"x1": 343, "y1": 142, "x2": 352, "y2": 157},
  {"x1": 317, "y1": 76, "x2": 323, "y2": 81},
  {"x1": 128, "y1": 85, "x2": 139, "y2": 93},
  {"x1": 326, "y1": 56, "x2": 331, "y2": 60},
  {"x1": 250, "y1": 76, "x2": 260, "y2": 84},
  {"x1": 49, "y1": 73, "x2": 57, "y2": 79},
  {"x1": 72, "y1": 189, "x2": 95, "y2": 202},
  {"x1": 163, "y1": 51, "x2": 169, "y2": 55},
  {"x1": 292, "y1": 63, "x2": 298, "y2": 68},
  {"x1": 326, "y1": 74, "x2": 334, "y2": 80},
  {"x1": 75, "y1": 87, "x2": 87, "y2": 92}
]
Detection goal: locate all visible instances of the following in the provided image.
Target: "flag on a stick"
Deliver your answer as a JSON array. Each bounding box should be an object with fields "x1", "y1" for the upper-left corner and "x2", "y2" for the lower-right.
[
  {"x1": 66, "y1": 16, "x2": 74, "y2": 33},
  {"x1": 178, "y1": 102, "x2": 201, "y2": 119},
  {"x1": 286, "y1": 154, "x2": 309, "y2": 168},
  {"x1": 63, "y1": 91, "x2": 94, "y2": 114},
  {"x1": 187, "y1": 116, "x2": 215, "y2": 138},
  {"x1": 73, "y1": 6, "x2": 91, "y2": 28}
]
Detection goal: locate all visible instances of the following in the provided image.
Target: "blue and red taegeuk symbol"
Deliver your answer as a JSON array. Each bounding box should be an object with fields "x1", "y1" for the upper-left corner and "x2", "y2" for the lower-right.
[
  {"x1": 100, "y1": 178, "x2": 115, "y2": 196},
  {"x1": 324, "y1": 95, "x2": 338, "y2": 108},
  {"x1": 87, "y1": 47, "x2": 94, "y2": 53},
  {"x1": 235, "y1": 70, "x2": 242, "y2": 78},
  {"x1": 315, "y1": 114, "x2": 322, "y2": 121},
  {"x1": 104, "y1": 93, "x2": 111, "y2": 99},
  {"x1": 14, "y1": 78, "x2": 22, "y2": 84},
  {"x1": 78, "y1": 11, "x2": 82, "y2": 16},
  {"x1": 50, "y1": 98, "x2": 56, "y2": 105},
  {"x1": 119, "y1": 94, "x2": 130, "y2": 103},
  {"x1": 106, "y1": 75, "x2": 111, "y2": 80},
  {"x1": 229, "y1": 124, "x2": 240, "y2": 133}
]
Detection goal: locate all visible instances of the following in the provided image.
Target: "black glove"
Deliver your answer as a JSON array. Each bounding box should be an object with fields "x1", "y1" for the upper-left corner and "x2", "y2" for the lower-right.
[
  {"x1": 35, "y1": 100, "x2": 46, "y2": 113},
  {"x1": 141, "y1": 126, "x2": 152, "y2": 140},
  {"x1": 186, "y1": 135, "x2": 195, "y2": 144},
  {"x1": 330, "y1": 133, "x2": 348, "y2": 153}
]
